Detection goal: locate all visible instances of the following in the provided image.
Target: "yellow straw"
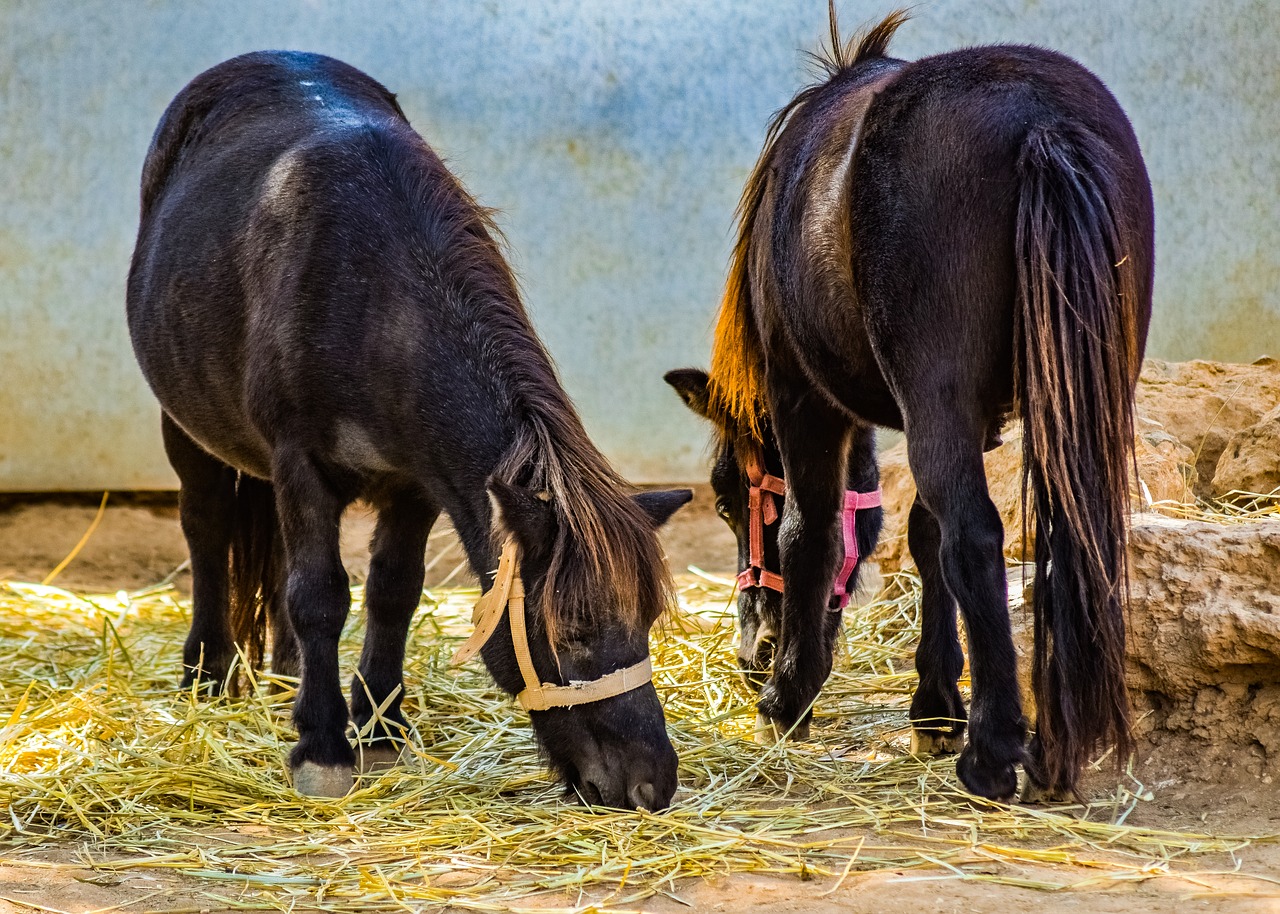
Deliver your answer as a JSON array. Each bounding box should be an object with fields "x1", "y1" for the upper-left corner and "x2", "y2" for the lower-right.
[{"x1": 41, "y1": 491, "x2": 109, "y2": 586}]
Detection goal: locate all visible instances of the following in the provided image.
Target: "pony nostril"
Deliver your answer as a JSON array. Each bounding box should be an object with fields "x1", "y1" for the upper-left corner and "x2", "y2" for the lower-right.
[
  {"x1": 628, "y1": 781, "x2": 659, "y2": 812},
  {"x1": 579, "y1": 778, "x2": 605, "y2": 807}
]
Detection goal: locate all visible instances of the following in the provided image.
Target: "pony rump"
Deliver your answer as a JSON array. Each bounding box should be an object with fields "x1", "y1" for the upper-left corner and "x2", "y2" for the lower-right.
[{"x1": 708, "y1": 7, "x2": 910, "y2": 443}]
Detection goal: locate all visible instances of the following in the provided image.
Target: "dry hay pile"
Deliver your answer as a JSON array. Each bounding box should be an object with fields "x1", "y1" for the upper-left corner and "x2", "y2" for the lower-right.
[{"x1": 0, "y1": 572, "x2": 1268, "y2": 912}]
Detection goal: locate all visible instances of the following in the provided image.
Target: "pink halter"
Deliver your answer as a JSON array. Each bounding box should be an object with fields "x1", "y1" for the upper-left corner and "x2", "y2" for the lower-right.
[{"x1": 735, "y1": 456, "x2": 883, "y2": 610}]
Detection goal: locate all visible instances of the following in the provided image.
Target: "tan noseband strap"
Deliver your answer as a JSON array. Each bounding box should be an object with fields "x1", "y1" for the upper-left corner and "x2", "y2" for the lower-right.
[
  {"x1": 451, "y1": 539, "x2": 519, "y2": 668},
  {"x1": 450, "y1": 539, "x2": 654, "y2": 711}
]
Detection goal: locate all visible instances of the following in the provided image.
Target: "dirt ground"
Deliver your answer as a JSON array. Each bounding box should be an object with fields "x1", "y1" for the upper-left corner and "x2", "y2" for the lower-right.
[
  {"x1": 1, "y1": 491, "x2": 1278, "y2": 913},
  {"x1": 0, "y1": 488, "x2": 739, "y2": 593}
]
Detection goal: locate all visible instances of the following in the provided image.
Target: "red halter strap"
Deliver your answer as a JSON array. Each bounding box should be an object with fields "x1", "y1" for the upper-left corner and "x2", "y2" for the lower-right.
[
  {"x1": 830, "y1": 487, "x2": 883, "y2": 609},
  {"x1": 735, "y1": 455, "x2": 882, "y2": 609},
  {"x1": 735, "y1": 457, "x2": 788, "y2": 594}
]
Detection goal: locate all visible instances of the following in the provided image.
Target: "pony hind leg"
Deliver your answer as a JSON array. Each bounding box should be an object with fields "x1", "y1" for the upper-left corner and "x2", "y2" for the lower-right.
[
  {"x1": 906, "y1": 495, "x2": 966, "y2": 755},
  {"x1": 267, "y1": 585, "x2": 300, "y2": 681},
  {"x1": 350, "y1": 491, "x2": 439, "y2": 773},
  {"x1": 162, "y1": 414, "x2": 237, "y2": 692},
  {"x1": 906, "y1": 427, "x2": 1026, "y2": 800},
  {"x1": 274, "y1": 452, "x2": 356, "y2": 797}
]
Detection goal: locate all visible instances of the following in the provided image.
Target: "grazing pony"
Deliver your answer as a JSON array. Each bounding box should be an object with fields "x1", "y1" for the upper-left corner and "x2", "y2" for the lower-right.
[
  {"x1": 667, "y1": 10, "x2": 1153, "y2": 800},
  {"x1": 128, "y1": 51, "x2": 691, "y2": 807}
]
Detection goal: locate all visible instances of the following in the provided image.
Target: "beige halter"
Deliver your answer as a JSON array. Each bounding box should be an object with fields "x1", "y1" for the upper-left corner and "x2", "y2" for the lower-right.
[{"x1": 450, "y1": 539, "x2": 654, "y2": 711}]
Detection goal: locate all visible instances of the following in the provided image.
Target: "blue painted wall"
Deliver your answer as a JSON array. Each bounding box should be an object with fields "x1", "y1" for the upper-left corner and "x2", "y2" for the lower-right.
[{"x1": 1, "y1": 1, "x2": 1277, "y2": 488}]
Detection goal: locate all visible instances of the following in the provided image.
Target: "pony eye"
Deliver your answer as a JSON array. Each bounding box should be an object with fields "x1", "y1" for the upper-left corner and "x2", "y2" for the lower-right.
[{"x1": 715, "y1": 499, "x2": 733, "y2": 521}]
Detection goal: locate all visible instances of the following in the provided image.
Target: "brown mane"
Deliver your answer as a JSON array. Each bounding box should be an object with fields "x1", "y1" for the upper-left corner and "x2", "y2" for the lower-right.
[
  {"x1": 707, "y1": 7, "x2": 910, "y2": 443},
  {"x1": 404, "y1": 145, "x2": 674, "y2": 645},
  {"x1": 816, "y1": 4, "x2": 910, "y2": 75}
]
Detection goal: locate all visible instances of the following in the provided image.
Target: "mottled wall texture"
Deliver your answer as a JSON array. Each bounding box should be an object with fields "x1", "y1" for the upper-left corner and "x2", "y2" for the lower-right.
[{"x1": 1, "y1": 1, "x2": 1276, "y2": 489}]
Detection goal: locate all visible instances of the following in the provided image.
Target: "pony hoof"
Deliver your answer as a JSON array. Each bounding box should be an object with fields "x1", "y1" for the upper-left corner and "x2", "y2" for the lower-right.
[
  {"x1": 356, "y1": 744, "x2": 406, "y2": 774},
  {"x1": 956, "y1": 749, "x2": 1018, "y2": 802},
  {"x1": 911, "y1": 729, "x2": 964, "y2": 756},
  {"x1": 753, "y1": 713, "x2": 810, "y2": 744},
  {"x1": 291, "y1": 762, "x2": 354, "y2": 798},
  {"x1": 1020, "y1": 779, "x2": 1072, "y2": 805}
]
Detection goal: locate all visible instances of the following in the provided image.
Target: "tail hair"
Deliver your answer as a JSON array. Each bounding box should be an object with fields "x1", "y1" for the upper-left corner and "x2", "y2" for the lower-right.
[
  {"x1": 1015, "y1": 121, "x2": 1142, "y2": 795},
  {"x1": 228, "y1": 473, "x2": 281, "y2": 672}
]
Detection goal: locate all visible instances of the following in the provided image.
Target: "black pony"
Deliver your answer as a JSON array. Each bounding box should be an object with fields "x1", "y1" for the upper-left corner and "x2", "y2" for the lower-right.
[
  {"x1": 128, "y1": 51, "x2": 690, "y2": 807},
  {"x1": 668, "y1": 10, "x2": 1153, "y2": 801}
]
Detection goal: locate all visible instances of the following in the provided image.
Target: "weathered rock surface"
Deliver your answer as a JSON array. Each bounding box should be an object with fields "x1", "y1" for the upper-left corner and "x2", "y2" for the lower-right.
[
  {"x1": 1125, "y1": 515, "x2": 1280, "y2": 759},
  {"x1": 1211, "y1": 403, "x2": 1280, "y2": 498},
  {"x1": 1126, "y1": 516, "x2": 1280, "y2": 695},
  {"x1": 1134, "y1": 418, "x2": 1197, "y2": 504},
  {"x1": 1006, "y1": 515, "x2": 1280, "y2": 763},
  {"x1": 1137, "y1": 357, "x2": 1280, "y2": 496}
]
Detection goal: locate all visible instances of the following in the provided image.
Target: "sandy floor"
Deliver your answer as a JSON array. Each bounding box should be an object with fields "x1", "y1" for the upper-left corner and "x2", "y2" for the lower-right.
[{"x1": 1, "y1": 491, "x2": 1278, "y2": 913}]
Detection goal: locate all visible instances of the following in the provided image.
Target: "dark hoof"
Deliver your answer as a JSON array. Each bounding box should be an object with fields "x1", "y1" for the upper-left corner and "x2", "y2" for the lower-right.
[
  {"x1": 1019, "y1": 777, "x2": 1073, "y2": 805},
  {"x1": 756, "y1": 677, "x2": 815, "y2": 732},
  {"x1": 753, "y1": 713, "x2": 810, "y2": 745},
  {"x1": 911, "y1": 728, "x2": 964, "y2": 756},
  {"x1": 956, "y1": 747, "x2": 1018, "y2": 801}
]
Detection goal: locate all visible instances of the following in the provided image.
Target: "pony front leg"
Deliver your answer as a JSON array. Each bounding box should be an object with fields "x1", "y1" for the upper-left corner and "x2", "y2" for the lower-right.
[
  {"x1": 350, "y1": 492, "x2": 437, "y2": 773},
  {"x1": 274, "y1": 454, "x2": 356, "y2": 798},
  {"x1": 756, "y1": 393, "x2": 849, "y2": 738}
]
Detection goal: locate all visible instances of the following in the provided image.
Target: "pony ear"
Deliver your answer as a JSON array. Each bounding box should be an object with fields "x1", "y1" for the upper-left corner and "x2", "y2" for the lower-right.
[
  {"x1": 663, "y1": 368, "x2": 713, "y2": 418},
  {"x1": 632, "y1": 488, "x2": 694, "y2": 529},
  {"x1": 487, "y1": 480, "x2": 557, "y2": 556}
]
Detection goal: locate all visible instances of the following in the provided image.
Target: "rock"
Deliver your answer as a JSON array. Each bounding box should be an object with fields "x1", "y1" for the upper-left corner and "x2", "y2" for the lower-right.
[
  {"x1": 1007, "y1": 515, "x2": 1280, "y2": 765},
  {"x1": 1125, "y1": 515, "x2": 1280, "y2": 696},
  {"x1": 1211, "y1": 403, "x2": 1280, "y2": 498},
  {"x1": 1135, "y1": 419, "x2": 1197, "y2": 505},
  {"x1": 1125, "y1": 515, "x2": 1280, "y2": 759},
  {"x1": 1137, "y1": 357, "x2": 1280, "y2": 495},
  {"x1": 872, "y1": 441, "x2": 913, "y2": 578}
]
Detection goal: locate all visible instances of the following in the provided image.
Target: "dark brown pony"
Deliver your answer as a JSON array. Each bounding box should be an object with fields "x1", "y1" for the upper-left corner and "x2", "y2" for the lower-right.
[
  {"x1": 128, "y1": 51, "x2": 690, "y2": 807},
  {"x1": 668, "y1": 9, "x2": 1153, "y2": 800}
]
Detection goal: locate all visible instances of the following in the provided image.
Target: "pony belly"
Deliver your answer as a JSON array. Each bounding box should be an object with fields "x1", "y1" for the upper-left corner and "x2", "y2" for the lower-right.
[{"x1": 162, "y1": 402, "x2": 275, "y2": 480}]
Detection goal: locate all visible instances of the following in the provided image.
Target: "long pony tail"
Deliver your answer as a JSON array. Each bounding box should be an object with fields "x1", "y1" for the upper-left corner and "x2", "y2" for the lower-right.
[
  {"x1": 1015, "y1": 122, "x2": 1141, "y2": 796},
  {"x1": 228, "y1": 473, "x2": 281, "y2": 674}
]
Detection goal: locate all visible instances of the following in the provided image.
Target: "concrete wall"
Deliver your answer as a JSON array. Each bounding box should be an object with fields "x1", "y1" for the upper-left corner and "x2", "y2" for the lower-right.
[{"x1": 2, "y1": 1, "x2": 1276, "y2": 489}]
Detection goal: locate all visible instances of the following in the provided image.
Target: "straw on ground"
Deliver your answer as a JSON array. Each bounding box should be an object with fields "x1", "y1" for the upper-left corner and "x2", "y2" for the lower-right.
[{"x1": 0, "y1": 556, "x2": 1273, "y2": 912}]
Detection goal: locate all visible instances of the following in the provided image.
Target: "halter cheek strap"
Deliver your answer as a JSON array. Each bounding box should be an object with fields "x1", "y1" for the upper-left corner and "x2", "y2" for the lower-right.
[
  {"x1": 451, "y1": 539, "x2": 653, "y2": 711},
  {"x1": 736, "y1": 461, "x2": 788, "y2": 594},
  {"x1": 736, "y1": 456, "x2": 882, "y2": 610},
  {"x1": 830, "y1": 487, "x2": 883, "y2": 609}
]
